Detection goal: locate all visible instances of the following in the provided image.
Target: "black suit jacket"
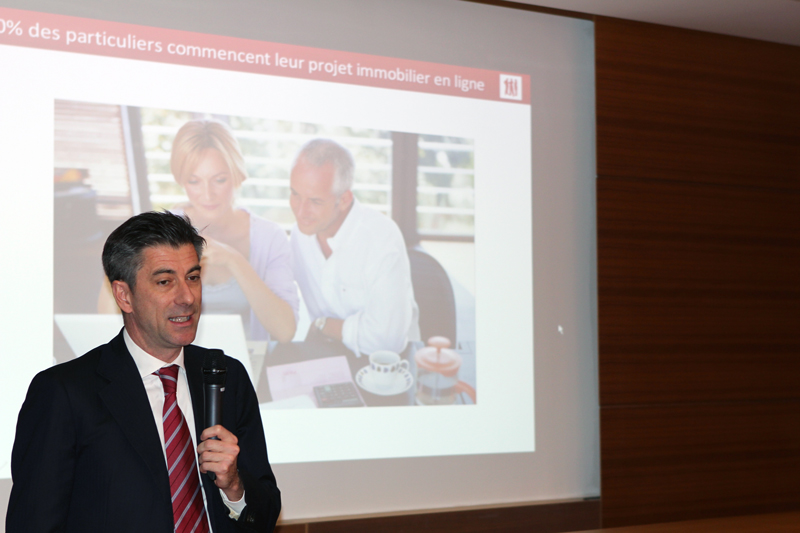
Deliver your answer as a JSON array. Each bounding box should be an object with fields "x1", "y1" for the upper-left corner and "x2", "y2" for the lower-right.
[{"x1": 6, "y1": 331, "x2": 280, "y2": 532}]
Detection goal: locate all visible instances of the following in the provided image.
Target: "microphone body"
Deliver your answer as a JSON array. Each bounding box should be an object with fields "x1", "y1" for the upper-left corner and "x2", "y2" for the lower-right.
[
  {"x1": 204, "y1": 383, "x2": 224, "y2": 430},
  {"x1": 202, "y1": 349, "x2": 227, "y2": 481}
]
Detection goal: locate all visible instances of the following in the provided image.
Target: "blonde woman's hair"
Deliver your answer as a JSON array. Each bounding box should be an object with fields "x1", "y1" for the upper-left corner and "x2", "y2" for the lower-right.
[{"x1": 170, "y1": 120, "x2": 247, "y2": 187}]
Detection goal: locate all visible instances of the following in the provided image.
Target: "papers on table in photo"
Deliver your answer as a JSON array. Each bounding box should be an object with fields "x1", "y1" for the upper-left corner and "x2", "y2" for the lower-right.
[{"x1": 265, "y1": 355, "x2": 354, "y2": 407}]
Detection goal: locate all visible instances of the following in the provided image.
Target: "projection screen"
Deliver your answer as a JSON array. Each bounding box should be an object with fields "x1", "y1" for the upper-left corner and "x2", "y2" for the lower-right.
[{"x1": 0, "y1": 0, "x2": 597, "y2": 524}]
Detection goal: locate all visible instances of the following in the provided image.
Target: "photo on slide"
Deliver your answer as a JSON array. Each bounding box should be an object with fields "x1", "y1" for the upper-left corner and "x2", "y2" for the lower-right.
[{"x1": 53, "y1": 99, "x2": 477, "y2": 409}]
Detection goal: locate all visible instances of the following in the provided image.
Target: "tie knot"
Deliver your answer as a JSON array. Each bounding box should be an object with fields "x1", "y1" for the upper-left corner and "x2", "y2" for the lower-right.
[{"x1": 155, "y1": 364, "x2": 180, "y2": 395}]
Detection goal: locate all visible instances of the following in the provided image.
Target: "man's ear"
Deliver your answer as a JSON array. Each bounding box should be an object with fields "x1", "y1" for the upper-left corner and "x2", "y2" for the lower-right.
[
  {"x1": 340, "y1": 189, "x2": 354, "y2": 210},
  {"x1": 111, "y1": 280, "x2": 134, "y2": 314}
]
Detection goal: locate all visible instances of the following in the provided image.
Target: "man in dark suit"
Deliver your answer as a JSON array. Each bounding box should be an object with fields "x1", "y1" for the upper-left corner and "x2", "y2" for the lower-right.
[{"x1": 6, "y1": 211, "x2": 280, "y2": 532}]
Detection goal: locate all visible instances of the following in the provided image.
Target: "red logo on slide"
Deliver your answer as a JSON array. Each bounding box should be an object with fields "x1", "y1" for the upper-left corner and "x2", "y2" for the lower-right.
[{"x1": 500, "y1": 74, "x2": 522, "y2": 101}]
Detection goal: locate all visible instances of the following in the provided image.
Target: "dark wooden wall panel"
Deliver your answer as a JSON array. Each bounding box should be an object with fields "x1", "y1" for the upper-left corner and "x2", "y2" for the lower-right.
[
  {"x1": 596, "y1": 18, "x2": 800, "y2": 190},
  {"x1": 276, "y1": 500, "x2": 600, "y2": 533},
  {"x1": 596, "y1": 15, "x2": 800, "y2": 529},
  {"x1": 576, "y1": 511, "x2": 800, "y2": 533},
  {"x1": 598, "y1": 177, "x2": 800, "y2": 405},
  {"x1": 602, "y1": 402, "x2": 800, "y2": 526},
  {"x1": 312, "y1": 500, "x2": 600, "y2": 533},
  {"x1": 275, "y1": 525, "x2": 306, "y2": 533}
]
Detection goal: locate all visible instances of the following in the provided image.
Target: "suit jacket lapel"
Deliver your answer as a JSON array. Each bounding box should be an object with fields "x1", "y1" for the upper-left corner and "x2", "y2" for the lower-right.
[{"x1": 96, "y1": 332, "x2": 170, "y2": 500}]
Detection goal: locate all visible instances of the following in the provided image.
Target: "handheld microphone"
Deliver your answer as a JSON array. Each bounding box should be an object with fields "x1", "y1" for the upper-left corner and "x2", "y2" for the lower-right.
[{"x1": 202, "y1": 349, "x2": 227, "y2": 481}]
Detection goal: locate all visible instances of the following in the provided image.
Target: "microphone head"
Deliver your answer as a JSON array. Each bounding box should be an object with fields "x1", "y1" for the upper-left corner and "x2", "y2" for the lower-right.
[{"x1": 202, "y1": 349, "x2": 227, "y2": 385}]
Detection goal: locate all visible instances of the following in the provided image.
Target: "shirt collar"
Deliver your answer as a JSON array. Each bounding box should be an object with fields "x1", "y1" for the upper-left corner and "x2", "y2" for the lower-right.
[
  {"x1": 327, "y1": 198, "x2": 362, "y2": 253},
  {"x1": 123, "y1": 328, "x2": 186, "y2": 378}
]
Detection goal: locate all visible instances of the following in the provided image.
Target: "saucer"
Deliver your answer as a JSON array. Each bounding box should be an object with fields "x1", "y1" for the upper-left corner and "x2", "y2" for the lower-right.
[{"x1": 356, "y1": 366, "x2": 414, "y2": 396}]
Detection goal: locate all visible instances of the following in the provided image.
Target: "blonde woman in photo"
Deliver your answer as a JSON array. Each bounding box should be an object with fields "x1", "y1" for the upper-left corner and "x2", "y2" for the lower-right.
[
  {"x1": 100, "y1": 119, "x2": 298, "y2": 343},
  {"x1": 169, "y1": 120, "x2": 298, "y2": 343}
]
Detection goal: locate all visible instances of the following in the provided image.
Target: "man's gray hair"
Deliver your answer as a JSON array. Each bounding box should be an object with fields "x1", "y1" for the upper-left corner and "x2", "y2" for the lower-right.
[{"x1": 293, "y1": 138, "x2": 354, "y2": 196}]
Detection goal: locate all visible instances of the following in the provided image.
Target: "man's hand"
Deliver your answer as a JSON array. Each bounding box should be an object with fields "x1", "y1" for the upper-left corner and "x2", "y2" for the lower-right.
[{"x1": 198, "y1": 425, "x2": 244, "y2": 502}]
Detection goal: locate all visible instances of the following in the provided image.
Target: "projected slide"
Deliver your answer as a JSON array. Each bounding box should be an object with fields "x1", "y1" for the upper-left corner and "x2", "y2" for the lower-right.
[{"x1": 0, "y1": 6, "x2": 534, "y2": 468}]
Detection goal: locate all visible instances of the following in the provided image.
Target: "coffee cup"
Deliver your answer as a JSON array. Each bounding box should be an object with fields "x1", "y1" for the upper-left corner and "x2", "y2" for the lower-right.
[{"x1": 369, "y1": 350, "x2": 409, "y2": 388}]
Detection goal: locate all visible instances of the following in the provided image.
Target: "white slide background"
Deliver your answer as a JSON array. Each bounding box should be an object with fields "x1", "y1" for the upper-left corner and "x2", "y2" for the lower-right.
[{"x1": 0, "y1": 0, "x2": 597, "y2": 523}]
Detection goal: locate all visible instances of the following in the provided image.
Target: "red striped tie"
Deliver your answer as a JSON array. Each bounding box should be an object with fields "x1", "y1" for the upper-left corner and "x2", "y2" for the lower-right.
[{"x1": 156, "y1": 365, "x2": 210, "y2": 533}]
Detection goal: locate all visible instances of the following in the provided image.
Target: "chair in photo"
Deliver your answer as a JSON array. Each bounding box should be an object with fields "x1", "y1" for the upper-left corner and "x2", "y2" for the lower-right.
[{"x1": 407, "y1": 246, "x2": 457, "y2": 346}]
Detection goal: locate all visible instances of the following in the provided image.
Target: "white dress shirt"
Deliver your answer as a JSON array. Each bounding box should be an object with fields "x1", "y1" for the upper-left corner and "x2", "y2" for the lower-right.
[
  {"x1": 123, "y1": 329, "x2": 245, "y2": 528},
  {"x1": 291, "y1": 199, "x2": 420, "y2": 356}
]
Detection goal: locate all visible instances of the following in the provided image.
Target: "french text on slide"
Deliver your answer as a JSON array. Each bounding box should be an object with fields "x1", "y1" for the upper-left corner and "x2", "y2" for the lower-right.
[{"x1": 1, "y1": 16, "x2": 494, "y2": 96}]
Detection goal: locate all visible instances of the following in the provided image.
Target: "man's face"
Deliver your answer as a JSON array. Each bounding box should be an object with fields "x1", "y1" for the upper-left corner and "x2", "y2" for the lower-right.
[
  {"x1": 112, "y1": 243, "x2": 202, "y2": 362},
  {"x1": 289, "y1": 158, "x2": 353, "y2": 238}
]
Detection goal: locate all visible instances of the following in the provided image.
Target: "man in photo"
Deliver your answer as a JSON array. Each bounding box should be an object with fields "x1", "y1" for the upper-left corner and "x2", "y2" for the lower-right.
[
  {"x1": 8, "y1": 211, "x2": 280, "y2": 533},
  {"x1": 289, "y1": 139, "x2": 420, "y2": 357}
]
